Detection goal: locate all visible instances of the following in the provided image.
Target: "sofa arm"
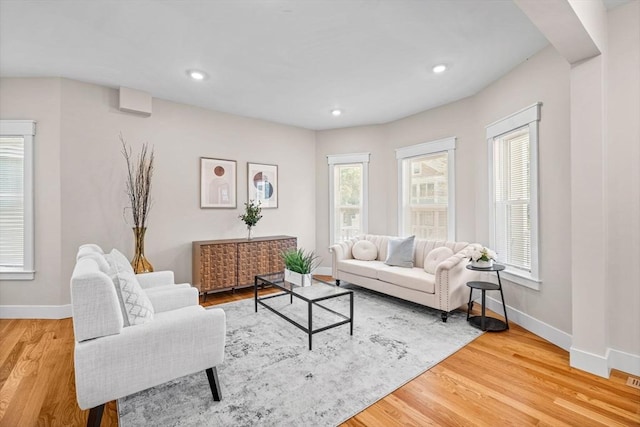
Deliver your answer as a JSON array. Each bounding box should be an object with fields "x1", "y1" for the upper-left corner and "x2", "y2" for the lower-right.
[
  {"x1": 434, "y1": 247, "x2": 478, "y2": 312},
  {"x1": 145, "y1": 286, "x2": 199, "y2": 312},
  {"x1": 136, "y1": 270, "x2": 175, "y2": 289},
  {"x1": 71, "y1": 258, "x2": 124, "y2": 342},
  {"x1": 74, "y1": 305, "x2": 226, "y2": 410},
  {"x1": 328, "y1": 240, "x2": 355, "y2": 279}
]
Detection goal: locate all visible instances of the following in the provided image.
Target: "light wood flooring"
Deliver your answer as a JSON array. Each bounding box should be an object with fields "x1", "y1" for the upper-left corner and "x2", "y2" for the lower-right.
[{"x1": 1, "y1": 281, "x2": 638, "y2": 426}]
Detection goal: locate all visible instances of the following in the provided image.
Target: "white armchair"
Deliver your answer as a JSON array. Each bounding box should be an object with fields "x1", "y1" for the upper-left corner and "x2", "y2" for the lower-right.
[{"x1": 70, "y1": 245, "x2": 226, "y2": 427}]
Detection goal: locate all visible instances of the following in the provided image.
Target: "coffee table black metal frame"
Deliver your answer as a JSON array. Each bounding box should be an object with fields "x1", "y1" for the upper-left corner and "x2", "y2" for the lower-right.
[
  {"x1": 466, "y1": 263, "x2": 510, "y2": 332},
  {"x1": 254, "y1": 272, "x2": 353, "y2": 350}
]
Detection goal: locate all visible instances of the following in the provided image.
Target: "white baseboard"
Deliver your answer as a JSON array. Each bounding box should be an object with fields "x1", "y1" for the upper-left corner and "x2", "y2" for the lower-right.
[
  {"x1": 0, "y1": 304, "x2": 72, "y2": 319},
  {"x1": 484, "y1": 296, "x2": 572, "y2": 351},
  {"x1": 570, "y1": 346, "x2": 611, "y2": 378},
  {"x1": 608, "y1": 348, "x2": 640, "y2": 377},
  {"x1": 484, "y1": 296, "x2": 640, "y2": 378}
]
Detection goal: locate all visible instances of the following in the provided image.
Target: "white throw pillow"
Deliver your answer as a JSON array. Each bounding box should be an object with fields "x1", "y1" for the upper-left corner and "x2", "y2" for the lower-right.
[
  {"x1": 424, "y1": 246, "x2": 454, "y2": 274},
  {"x1": 352, "y1": 240, "x2": 378, "y2": 261},
  {"x1": 384, "y1": 235, "x2": 415, "y2": 268},
  {"x1": 112, "y1": 268, "x2": 154, "y2": 327},
  {"x1": 107, "y1": 248, "x2": 135, "y2": 275}
]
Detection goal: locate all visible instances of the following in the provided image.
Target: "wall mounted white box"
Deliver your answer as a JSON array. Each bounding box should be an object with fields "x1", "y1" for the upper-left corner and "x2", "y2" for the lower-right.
[{"x1": 119, "y1": 87, "x2": 152, "y2": 116}]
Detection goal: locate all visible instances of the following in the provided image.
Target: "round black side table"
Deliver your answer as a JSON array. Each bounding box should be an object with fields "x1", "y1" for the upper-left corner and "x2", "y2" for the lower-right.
[{"x1": 466, "y1": 263, "x2": 509, "y2": 332}]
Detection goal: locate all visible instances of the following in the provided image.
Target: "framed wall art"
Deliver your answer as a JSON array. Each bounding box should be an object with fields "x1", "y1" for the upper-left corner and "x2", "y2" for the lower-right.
[
  {"x1": 247, "y1": 162, "x2": 278, "y2": 208},
  {"x1": 200, "y1": 157, "x2": 237, "y2": 208}
]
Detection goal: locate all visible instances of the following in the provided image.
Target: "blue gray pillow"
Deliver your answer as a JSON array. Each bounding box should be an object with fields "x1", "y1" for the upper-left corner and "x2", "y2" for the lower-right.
[{"x1": 384, "y1": 235, "x2": 415, "y2": 268}]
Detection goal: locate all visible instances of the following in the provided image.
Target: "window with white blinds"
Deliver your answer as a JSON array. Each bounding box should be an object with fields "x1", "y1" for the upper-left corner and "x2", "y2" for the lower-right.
[
  {"x1": 0, "y1": 120, "x2": 36, "y2": 280},
  {"x1": 487, "y1": 104, "x2": 540, "y2": 289},
  {"x1": 493, "y1": 127, "x2": 531, "y2": 270}
]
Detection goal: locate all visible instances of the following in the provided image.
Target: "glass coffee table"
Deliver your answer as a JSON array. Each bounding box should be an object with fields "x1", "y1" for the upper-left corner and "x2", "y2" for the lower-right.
[{"x1": 254, "y1": 272, "x2": 353, "y2": 350}]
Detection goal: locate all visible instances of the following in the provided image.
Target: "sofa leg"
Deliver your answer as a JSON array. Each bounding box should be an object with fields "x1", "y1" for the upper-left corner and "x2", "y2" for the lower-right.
[
  {"x1": 87, "y1": 404, "x2": 104, "y2": 427},
  {"x1": 441, "y1": 311, "x2": 448, "y2": 322},
  {"x1": 335, "y1": 279, "x2": 341, "y2": 286},
  {"x1": 206, "y1": 367, "x2": 222, "y2": 401}
]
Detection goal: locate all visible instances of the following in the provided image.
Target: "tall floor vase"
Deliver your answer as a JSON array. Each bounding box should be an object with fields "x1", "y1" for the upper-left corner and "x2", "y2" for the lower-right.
[{"x1": 131, "y1": 227, "x2": 154, "y2": 273}]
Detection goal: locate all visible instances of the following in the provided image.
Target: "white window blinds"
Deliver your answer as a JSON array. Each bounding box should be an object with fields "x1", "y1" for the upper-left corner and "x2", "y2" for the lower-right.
[
  {"x1": 0, "y1": 136, "x2": 25, "y2": 269},
  {"x1": 486, "y1": 103, "x2": 540, "y2": 289},
  {"x1": 0, "y1": 119, "x2": 36, "y2": 280},
  {"x1": 493, "y1": 127, "x2": 531, "y2": 271}
]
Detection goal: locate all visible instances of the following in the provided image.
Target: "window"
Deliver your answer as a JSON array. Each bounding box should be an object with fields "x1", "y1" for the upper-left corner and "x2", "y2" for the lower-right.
[
  {"x1": 327, "y1": 153, "x2": 369, "y2": 244},
  {"x1": 487, "y1": 103, "x2": 541, "y2": 289},
  {"x1": 0, "y1": 120, "x2": 36, "y2": 280},
  {"x1": 396, "y1": 137, "x2": 456, "y2": 241}
]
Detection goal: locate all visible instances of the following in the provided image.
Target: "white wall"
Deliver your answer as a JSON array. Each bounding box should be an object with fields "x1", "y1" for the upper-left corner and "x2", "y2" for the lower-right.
[
  {"x1": 315, "y1": 97, "x2": 478, "y2": 271},
  {"x1": 1, "y1": 77, "x2": 316, "y2": 308},
  {"x1": 475, "y1": 46, "x2": 572, "y2": 334},
  {"x1": 316, "y1": 45, "x2": 572, "y2": 334},
  {"x1": 606, "y1": 0, "x2": 640, "y2": 362},
  {"x1": 315, "y1": 125, "x2": 386, "y2": 268},
  {"x1": 1, "y1": 2, "x2": 637, "y2": 376},
  {"x1": 316, "y1": 2, "x2": 640, "y2": 376},
  {"x1": 385, "y1": 97, "x2": 478, "y2": 242},
  {"x1": 0, "y1": 78, "x2": 64, "y2": 306},
  {"x1": 513, "y1": 0, "x2": 639, "y2": 378}
]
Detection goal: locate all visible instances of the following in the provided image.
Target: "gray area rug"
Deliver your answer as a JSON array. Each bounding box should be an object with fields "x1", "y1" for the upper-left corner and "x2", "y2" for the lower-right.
[{"x1": 118, "y1": 284, "x2": 482, "y2": 426}]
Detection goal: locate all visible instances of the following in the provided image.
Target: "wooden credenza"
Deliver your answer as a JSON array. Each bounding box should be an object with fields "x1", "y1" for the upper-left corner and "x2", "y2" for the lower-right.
[{"x1": 192, "y1": 235, "x2": 297, "y2": 294}]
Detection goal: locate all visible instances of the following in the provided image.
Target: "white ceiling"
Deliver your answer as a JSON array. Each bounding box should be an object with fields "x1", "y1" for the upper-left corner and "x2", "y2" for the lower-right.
[{"x1": 0, "y1": 1, "x2": 571, "y2": 130}]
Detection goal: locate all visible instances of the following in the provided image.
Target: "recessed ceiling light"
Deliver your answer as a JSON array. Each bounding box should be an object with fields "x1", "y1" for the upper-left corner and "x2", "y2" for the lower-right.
[
  {"x1": 432, "y1": 64, "x2": 447, "y2": 74},
  {"x1": 187, "y1": 69, "x2": 207, "y2": 81},
  {"x1": 331, "y1": 109, "x2": 342, "y2": 117}
]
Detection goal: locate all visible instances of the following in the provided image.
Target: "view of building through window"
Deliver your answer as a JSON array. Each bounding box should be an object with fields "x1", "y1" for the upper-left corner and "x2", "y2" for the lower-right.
[
  {"x1": 333, "y1": 163, "x2": 363, "y2": 242},
  {"x1": 401, "y1": 152, "x2": 449, "y2": 240}
]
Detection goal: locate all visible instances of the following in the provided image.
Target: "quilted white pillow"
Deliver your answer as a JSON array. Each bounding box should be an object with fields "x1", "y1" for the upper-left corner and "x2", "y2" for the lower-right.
[
  {"x1": 424, "y1": 246, "x2": 454, "y2": 274},
  {"x1": 352, "y1": 240, "x2": 378, "y2": 261},
  {"x1": 112, "y1": 268, "x2": 154, "y2": 327}
]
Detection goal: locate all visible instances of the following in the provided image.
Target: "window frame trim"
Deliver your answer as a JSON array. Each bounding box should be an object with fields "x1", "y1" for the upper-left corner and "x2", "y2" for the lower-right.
[
  {"x1": 0, "y1": 120, "x2": 36, "y2": 280},
  {"x1": 486, "y1": 103, "x2": 541, "y2": 290},
  {"x1": 395, "y1": 136, "x2": 456, "y2": 241},
  {"x1": 327, "y1": 152, "x2": 370, "y2": 245}
]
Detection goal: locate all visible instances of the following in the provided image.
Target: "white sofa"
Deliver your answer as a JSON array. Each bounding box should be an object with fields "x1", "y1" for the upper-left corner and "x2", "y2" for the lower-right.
[
  {"x1": 329, "y1": 235, "x2": 478, "y2": 321},
  {"x1": 70, "y1": 244, "x2": 226, "y2": 427}
]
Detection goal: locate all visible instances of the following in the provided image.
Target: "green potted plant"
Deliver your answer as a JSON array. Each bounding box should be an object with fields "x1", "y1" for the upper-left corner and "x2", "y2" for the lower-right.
[
  {"x1": 281, "y1": 248, "x2": 320, "y2": 287},
  {"x1": 239, "y1": 200, "x2": 262, "y2": 239}
]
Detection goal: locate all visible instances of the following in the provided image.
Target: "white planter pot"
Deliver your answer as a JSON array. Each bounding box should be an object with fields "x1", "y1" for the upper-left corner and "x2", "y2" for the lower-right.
[
  {"x1": 284, "y1": 269, "x2": 312, "y2": 287},
  {"x1": 471, "y1": 259, "x2": 494, "y2": 269}
]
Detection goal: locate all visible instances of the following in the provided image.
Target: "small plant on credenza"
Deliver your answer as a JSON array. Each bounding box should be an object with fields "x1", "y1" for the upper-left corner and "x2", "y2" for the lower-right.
[{"x1": 238, "y1": 199, "x2": 262, "y2": 240}]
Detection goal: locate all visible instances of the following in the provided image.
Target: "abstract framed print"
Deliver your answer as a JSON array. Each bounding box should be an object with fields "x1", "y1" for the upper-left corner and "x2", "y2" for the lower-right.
[
  {"x1": 247, "y1": 162, "x2": 278, "y2": 208},
  {"x1": 200, "y1": 158, "x2": 237, "y2": 208}
]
